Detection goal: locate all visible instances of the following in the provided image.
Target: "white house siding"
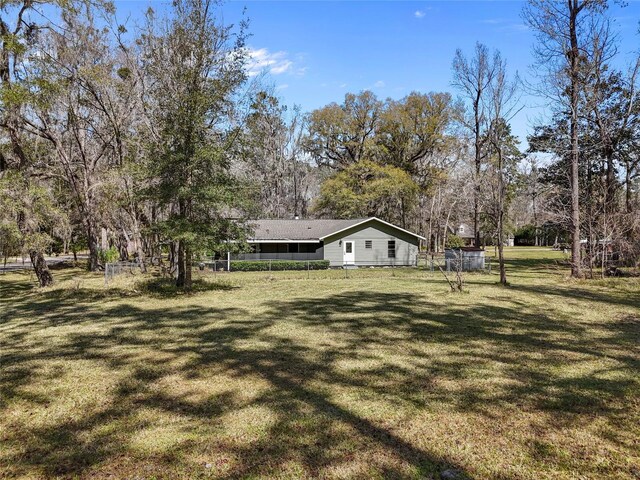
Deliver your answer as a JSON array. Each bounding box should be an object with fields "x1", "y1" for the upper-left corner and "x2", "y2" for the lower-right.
[{"x1": 323, "y1": 221, "x2": 420, "y2": 267}]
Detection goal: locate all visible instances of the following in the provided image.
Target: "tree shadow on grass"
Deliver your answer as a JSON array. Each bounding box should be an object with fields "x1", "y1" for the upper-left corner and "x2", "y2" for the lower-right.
[
  {"x1": 1, "y1": 285, "x2": 638, "y2": 478},
  {"x1": 1, "y1": 289, "x2": 477, "y2": 479},
  {"x1": 605, "y1": 314, "x2": 640, "y2": 348},
  {"x1": 257, "y1": 291, "x2": 639, "y2": 477},
  {"x1": 260, "y1": 290, "x2": 638, "y2": 411},
  {"x1": 0, "y1": 272, "x2": 37, "y2": 298},
  {"x1": 512, "y1": 281, "x2": 640, "y2": 310},
  {"x1": 135, "y1": 276, "x2": 239, "y2": 297}
]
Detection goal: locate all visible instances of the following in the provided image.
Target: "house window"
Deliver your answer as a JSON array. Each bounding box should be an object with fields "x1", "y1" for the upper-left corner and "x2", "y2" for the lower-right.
[
  {"x1": 388, "y1": 240, "x2": 396, "y2": 258},
  {"x1": 300, "y1": 243, "x2": 318, "y2": 253},
  {"x1": 345, "y1": 242, "x2": 353, "y2": 253},
  {"x1": 288, "y1": 243, "x2": 299, "y2": 253},
  {"x1": 365, "y1": 240, "x2": 372, "y2": 249}
]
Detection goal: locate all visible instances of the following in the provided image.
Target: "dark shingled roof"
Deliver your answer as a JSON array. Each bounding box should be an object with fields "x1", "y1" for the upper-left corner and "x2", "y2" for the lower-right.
[
  {"x1": 455, "y1": 223, "x2": 475, "y2": 239},
  {"x1": 249, "y1": 219, "x2": 366, "y2": 241}
]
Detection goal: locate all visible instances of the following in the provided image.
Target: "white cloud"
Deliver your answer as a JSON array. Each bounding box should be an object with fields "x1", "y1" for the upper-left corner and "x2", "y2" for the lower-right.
[
  {"x1": 503, "y1": 23, "x2": 529, "y2": 32},
  {"x1": 245, "y1": 48, "x2": 302, "y2": 77},
  {"x1": 373, "y1": 80, "x2": 385, "y2": 88},
  {"x1": 339, "y1": 83, "x2": 348, "y2": 89},
  {"x1": 276, "y1": 84, "x2": 289, "y2": 91},
  {"x1": 414, "y1": 10, "x2": 425, "y2": 19},
  {"x1": 270, "y1": 60, "x2": 293, "y2": 75},
  {"x1": 480, "y1": 18, "x2": 529, "y2": 33}
]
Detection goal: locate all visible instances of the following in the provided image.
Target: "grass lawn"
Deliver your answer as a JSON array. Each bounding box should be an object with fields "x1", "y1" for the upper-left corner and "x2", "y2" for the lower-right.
[{"x1": 1, "y1": 247, "x2": 639, "y2": 479}]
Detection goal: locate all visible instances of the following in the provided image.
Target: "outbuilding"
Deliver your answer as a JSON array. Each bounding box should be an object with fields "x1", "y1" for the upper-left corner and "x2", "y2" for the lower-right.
[
  {"x1": 235, "y1": 217, "x2": 424, "y2": 267},
  {"x1": 452, "y1": 223, "x2": 476, "y2": 246}
]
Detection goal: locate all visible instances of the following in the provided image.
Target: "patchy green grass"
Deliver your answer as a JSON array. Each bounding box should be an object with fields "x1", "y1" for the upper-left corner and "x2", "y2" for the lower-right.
[{"x1": 1, "y1": 247, "x2": 638, "y2": 480}]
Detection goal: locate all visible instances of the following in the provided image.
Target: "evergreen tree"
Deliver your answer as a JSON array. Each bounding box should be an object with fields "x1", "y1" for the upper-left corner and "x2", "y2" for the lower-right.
[{"x1": 141, "y1": 0, "x2": 252, "y2": 288}]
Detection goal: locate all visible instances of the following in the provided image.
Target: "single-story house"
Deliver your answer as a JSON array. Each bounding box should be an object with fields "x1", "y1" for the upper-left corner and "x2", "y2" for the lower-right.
[
  {"x1": 449, "y1": 223, "x2": 514, "y2": 247},
  {"x1": 453, "y1": 223, "x2": 476, "y2": 246},
  {"x1": 235, "y1": 217, "x2": 425, "y2": 267}
]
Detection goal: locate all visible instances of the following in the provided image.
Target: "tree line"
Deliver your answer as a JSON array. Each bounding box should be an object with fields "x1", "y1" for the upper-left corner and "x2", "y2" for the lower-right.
[{"x1": 1, "y1": 0, "x2": 639, "y2": 288}]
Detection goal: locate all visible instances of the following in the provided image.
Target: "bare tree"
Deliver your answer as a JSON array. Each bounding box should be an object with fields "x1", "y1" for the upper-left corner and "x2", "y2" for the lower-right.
[
  {"x1": 486, "y1": 62, "x2": 521, "y2": 285},
  {"x1": 524, "y1": 0, "x2": 611, "y2": 277},
  {"x1": 0, "y1": 0, "x2": 56, "y2": 286},
  {"x1": 12, "y1": 5, "x2": 139, "y2": 271},
  {"x1": 452, "y1": 43, "x2": 503, "y2": 247},
  {"x1": 513, "y1": 155, "x2": 556, "y2": 246},
  {"x1": 241, "y1": 90, "x2": 317, "y2": 218}
]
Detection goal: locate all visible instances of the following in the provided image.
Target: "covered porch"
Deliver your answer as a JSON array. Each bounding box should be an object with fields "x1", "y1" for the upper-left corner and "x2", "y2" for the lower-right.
[{"x1": 233, "y1": 242, "x2": 324, "y2": 261}]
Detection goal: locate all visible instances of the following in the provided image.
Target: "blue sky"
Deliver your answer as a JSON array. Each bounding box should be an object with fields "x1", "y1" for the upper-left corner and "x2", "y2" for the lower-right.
[{"x1": 116, "y1": 0, "x2": 640, "y2": 145}]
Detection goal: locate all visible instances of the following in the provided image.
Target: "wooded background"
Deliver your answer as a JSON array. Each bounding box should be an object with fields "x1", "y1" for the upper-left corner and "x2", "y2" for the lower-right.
[{"x1": 1, "y1": 0, "x2": 639, "y2": 287}]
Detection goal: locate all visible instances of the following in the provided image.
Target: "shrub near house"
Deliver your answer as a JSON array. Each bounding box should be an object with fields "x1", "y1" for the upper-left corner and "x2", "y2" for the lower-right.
[{"x1": 231, "y1": 260, "x2": 330, "y2": 271}]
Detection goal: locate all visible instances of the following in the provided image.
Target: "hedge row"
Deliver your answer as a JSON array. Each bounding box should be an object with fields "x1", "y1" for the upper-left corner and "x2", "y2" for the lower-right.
[{"x1": 230, "y1": 260, "x2": 330, "y2": 271}]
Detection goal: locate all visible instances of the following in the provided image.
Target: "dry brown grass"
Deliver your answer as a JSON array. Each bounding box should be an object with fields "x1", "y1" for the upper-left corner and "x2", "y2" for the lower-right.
[{"x1": 0, "y1": 248, "x2": 638, "y2": 479}]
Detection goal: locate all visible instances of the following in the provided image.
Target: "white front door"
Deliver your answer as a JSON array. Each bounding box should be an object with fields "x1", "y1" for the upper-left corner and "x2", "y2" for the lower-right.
[{"x1": 343, "y1": 241, "x2": 355, "y2": 265}]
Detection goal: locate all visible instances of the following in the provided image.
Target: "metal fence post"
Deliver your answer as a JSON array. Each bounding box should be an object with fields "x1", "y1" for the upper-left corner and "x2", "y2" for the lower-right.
[{"x1": 307, "y1": 260, "x2": 310, "y2": 279}]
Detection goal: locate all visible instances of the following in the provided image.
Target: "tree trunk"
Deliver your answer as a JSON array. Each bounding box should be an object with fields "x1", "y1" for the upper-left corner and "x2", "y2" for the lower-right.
[
  {"x1": 176, "y1": 240, "x2": 185, "y2": 287},
  {"x1": 16, "y1": 211, "x2": 54, "y2": 287},
  {"x1": 568, "y1": 0, "x2": 582, "y2": 278},
  {"x1": 605, "y1": 150, "x2": 616, "y2": 209},
  {"x1": 601, "y1": 218, "x2": 607, "y2": 279},
  {"x1": 30, "y1": 250, "x2": 53, "y2": 287},
  {"x1": 117, "y1": 234, "x2": 129, "y2": 261},
  {"x1": 171, "y1": 242, "x2": 177, "y2": 274},
  {"x1": 586, "y1": 157, "x2": 594, "y2": 278},
  {"x1": 135, "y1": 233, "x2": 147, "y2": 273},
  {"x1": 185, "y1": 243, "x2": 192, "y2": 289},
  {"x1": 443, "y1": 200, "x2": 455, "y2": 252},
  {"x1": 474, "y1": 90, "x2": 482, "y2": 248},
  {"x1": 497, "y1": 146, "x2": 507, "y2": 286},
  {"x1": 86, "y1": 221, "x2": 100, "y2": 271},
  {"x1": 625, "y1": 163, "x2": 632, "y2": 213},
  {"x1": 533, "y1": 190, "x2": 539, "y2": 246},
  {"x1": 497, "y1": 212, "x2": 506, "y2": 285},
  {"x1": 427, "y1": 195, "x2": 435, "y2": 253}
]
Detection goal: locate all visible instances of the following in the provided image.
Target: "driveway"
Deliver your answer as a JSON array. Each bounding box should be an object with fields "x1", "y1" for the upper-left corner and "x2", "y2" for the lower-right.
[{"x1": 0, "y1": 255, "x2": 83, "y2": 273}]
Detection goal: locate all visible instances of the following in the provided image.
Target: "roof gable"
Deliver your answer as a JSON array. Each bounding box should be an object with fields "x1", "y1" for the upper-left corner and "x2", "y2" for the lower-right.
[
  {"x1": 318, "y1": 217, "x2": 426, "y2": 241},
  {"x1": 454, "y1": 223, "x2": 475, "y2": 239}
]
